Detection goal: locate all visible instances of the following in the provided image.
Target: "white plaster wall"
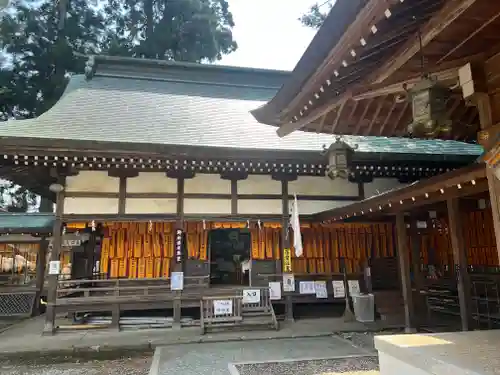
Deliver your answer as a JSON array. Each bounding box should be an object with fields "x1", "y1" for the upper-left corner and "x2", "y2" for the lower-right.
[
  {"x1": 126, "y1": 172, "x2": 177, "y2": 193},
  {"x1": 288, "y1": 176, "x2": 356, "y2": 196},
  {"x1": 125, "y1": 198, "x2": 177, "y2": 214},
  {"x1": 237, "y1": 199, "x2": 282, "y2": 215},
  {"x1": 65, "y1": 171, "x2": 119, "y2": 193},
  {"x1": 64, "y1": 197, "x2": 119, "y2": 214},
  {"x1": 184, "y1": 174, "x2": 230, "y2": 194},
  {"x1": 238, "y1": 175, "x2": 282, "y2": 195},
  {"x1": 364, "y1": 178, "x2": 405, "y2": 199},
  {"x1": 183, "y1": 199, "x2": 231, "y2": 214},
  {"x1": 298, "y1": 200, "x2": 358, "y2": 215}
]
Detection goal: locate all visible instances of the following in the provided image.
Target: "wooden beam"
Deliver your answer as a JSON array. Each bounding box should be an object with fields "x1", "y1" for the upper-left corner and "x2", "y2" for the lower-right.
[
  {"x1": 346, "y1": 99, "x2": 359, "y2": 127},
  {"x1": 365, "y1": 96, "x2": 386, "y2": 135},
  {"x1": 354, "y1": 68, "x2": 459, "y2": 101},
  {"x1": 395, "y1": 212, "x2": 415, "y2": 332},
  {"x1": 353, "y1": 98, "x2": 374, "y2": 134},
  {"x1": 317, "y1": 113, "x2": 328, "y2": 133},
  {"x1": 372, "y1": 0, "x2": 480, "y2": 84},
  {"x1": 447, "y1": 197, "x2": 472, "y2": 331},
  {"x1": 378, "y1": 96, "x2": 398, "y2": 135},
  {"x1": 386, "y1": 101, "x2": 409, "y2": 135},
  {"x1": 331, "y1": 99, "x2": 348, "y2": 133},
  {"x1": 437, "y1": 9, "x2": 500, "y2": 65},
  {"x1": 277, "y1": 91, "x2": 352, "y2": 137},
  {"x1": 314, "y1": 163, "x2": 487, "y2": 221}
]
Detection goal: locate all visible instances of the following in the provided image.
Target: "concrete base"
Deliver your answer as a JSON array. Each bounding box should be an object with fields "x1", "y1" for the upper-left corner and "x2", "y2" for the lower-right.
[{"x1": 375, "y1": 330, "x2": 500, "y2": 375}]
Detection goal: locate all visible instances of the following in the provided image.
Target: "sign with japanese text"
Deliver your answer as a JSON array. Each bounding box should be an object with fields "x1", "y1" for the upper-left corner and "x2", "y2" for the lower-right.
[{"x1": 282, "y1": 248, "x2": 292, "y2": 273}]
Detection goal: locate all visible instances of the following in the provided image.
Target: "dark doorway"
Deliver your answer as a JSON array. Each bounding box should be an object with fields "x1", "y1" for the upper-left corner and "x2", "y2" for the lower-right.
[{"x1": 209, "y1": 229, "x2": 250, "y2": 286}]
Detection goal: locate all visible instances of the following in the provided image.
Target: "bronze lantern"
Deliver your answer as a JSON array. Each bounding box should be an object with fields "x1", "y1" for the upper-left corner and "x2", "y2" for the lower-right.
[
  {"x1": 322, "y1": 137, "x2": 357, "y2": 180},
  {"x1": 407, "y1": 77, "x2": 452, "y2": 138}
]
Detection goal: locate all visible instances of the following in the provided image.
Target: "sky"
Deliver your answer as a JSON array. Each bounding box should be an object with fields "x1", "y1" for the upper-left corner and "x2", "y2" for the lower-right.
[{"x1": 218, "y1": 0, "x2": 320, "y2": 71}]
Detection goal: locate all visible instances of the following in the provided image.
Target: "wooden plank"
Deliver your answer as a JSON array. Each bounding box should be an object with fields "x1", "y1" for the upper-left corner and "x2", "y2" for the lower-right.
[
  {"x1": 447, "y1": 197, "x2": 472, "y2": 331},
  {"x1": 372, "y1": 0, "x2": 480, "y2": 84},
  {"x1": 395, "y1": 212, "x2": 414, "y2": 332}
]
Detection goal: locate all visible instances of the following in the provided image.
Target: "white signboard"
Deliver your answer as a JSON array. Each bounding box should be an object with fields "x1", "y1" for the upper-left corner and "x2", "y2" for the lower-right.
[
  {"x1": 299, "y1": 281, "x2": 315, "y2": 295},
  {"x1": 243, "y1": 289, "x2": 261, "y2": 304},
  {"x1": 332, "y1": 280, "x2": 346, "y2": 298},
  {"x1": 282, "y1": 273, "x2": 295, "y2": 292},
  {"x1": 314, "y1": 281, "x2": 328, "y2": 299},
  {"x1": 348, "y1": 280, "x2": 360, "y2": 296},
  {"x1": 213, "y1": 299, "x2": 233, "y2": 316},
  {"x1": 170, "y1": 272, "x2": 184, "y2": 291},
  {"x1": 269, "y1": 282, "x2": 282, "y2": 300},
  {"x1": 48, "y1": 260, "x2": 61, "y2": 275}
]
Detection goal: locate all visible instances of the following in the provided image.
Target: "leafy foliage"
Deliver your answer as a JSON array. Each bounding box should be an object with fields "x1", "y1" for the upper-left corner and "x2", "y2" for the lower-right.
[
  {"x1": 0, "y1": 182, "x2": 37, "y2": 212},
  {"x1": 0, "y1": 0, "x2": 237, "y2": 211},
  {"x1": 299, "y1": 0, "x2": 333, "y2": 29}
]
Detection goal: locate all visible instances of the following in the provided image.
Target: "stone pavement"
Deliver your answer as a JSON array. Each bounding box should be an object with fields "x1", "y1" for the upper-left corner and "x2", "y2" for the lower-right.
[
  {"x1": 0, "y1": 315, "x2": 399, "y2": 358},
  {"x1": 151, "y1": 336, "x2": 374, "y2": 375}
]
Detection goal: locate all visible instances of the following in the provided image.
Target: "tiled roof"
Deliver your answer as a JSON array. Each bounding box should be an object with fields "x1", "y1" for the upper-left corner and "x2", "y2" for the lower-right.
[
  {"x1": 0, "y1": 213, "x2": 54, "y2": 234},
  {"x1": 0, "y1": 60, "x2": 483, "y2": 157}
]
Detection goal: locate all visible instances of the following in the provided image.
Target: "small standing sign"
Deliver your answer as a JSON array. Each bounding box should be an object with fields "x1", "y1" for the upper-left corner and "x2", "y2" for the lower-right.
[
  {"x1": 332, "y1": 280, "x2": 346, "y2": 298},
  {"x1": 48, "y1": 261, "x2": 61, "y2": 275},
  {"x1": 243, "y1": 289, "x2": 261, "y2": 304},
  {"x1": 213, "y1": 300, "x2": 233, "y2": 315},
  {"x1": 283, "y1": 273, "x2": 295, "y2": 292},
  {"x1": 314, "y1": 281, "x2": 328, "y2": 299},
  {"x1": 170, "y1": 271, "x2": 184, "y2": 291},
  {"x1": 269, "y1": 282, "x2": 282, "y2": 300}
]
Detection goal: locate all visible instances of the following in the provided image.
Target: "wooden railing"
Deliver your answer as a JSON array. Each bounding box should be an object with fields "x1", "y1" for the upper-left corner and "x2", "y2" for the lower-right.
[
  {"x1": 56, "y1": 276, "x2": 209, "y2": 299},
  {"x1": 200, "y1": 295, "x2": 244, "y2": 333}
]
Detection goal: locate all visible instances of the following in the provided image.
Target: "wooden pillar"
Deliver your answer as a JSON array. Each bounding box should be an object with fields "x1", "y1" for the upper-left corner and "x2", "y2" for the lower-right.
[
  {"x1": 471, "y1": 81, "x2": 500, "y2": 264},
  {"x1": 447, "y1": 198, "x2": 472, "y2": 331},
  {"x1": 395, "y1": 212, "x2": 415, "y2": 332},
  {"x1": 280, "y1": 178, "x2": 294, "y2": 321},
  {"x1": 43, "y1": 178, "x2": 66, "y2": 335},
  {"x1": 33, "y1": 237, "x2": 48, "y2": 316},
  {"x1": 175, "y1": 177, "x2": 185, "y2": 273},
  {"x1": 486, "y1": 168, "x2": 500, "y2": 263}
]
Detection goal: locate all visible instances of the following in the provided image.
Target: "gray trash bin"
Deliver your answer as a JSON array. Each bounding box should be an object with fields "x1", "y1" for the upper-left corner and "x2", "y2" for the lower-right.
[{"x1": 352, "y1": 293, "x2": 375, "y2": 323}]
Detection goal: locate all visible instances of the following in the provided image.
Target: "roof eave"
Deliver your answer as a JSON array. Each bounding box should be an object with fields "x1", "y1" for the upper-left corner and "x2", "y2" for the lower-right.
[{"x1": 251, "y1": 0, "x2": 365, "y2": 126}]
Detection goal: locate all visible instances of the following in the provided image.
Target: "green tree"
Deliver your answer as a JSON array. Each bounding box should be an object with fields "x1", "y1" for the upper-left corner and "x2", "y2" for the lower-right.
[
  {"x1": 299, "y1": 0, "x2": 333, "y2": 29},
  {"x1": 0, "y1": 0, "x2": 237, "y2": 211},
  {"x1": 102, "y1": 0, "x2": 237, "y2": 61}
]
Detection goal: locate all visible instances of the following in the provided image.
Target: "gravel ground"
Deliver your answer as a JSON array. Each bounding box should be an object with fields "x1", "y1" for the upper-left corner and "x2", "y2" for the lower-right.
[
  {"x1": 0, "y1": 354, "x2": 152, "y2": 375},
  {"x1": 235, "y1": 356, "x2": 379, "y2": 375},
  {"x1": 157, "y1": 336, "x2": 366, "y2": 375}
]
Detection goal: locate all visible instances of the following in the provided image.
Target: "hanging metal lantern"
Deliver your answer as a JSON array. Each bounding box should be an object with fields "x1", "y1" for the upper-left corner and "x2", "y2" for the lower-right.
[
  {"x1": 322, "y1": 137, "x2": 357, "y2": 180},
  {"x1": 407, "y1": 78, "x2": 452, "y2": 138}
]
